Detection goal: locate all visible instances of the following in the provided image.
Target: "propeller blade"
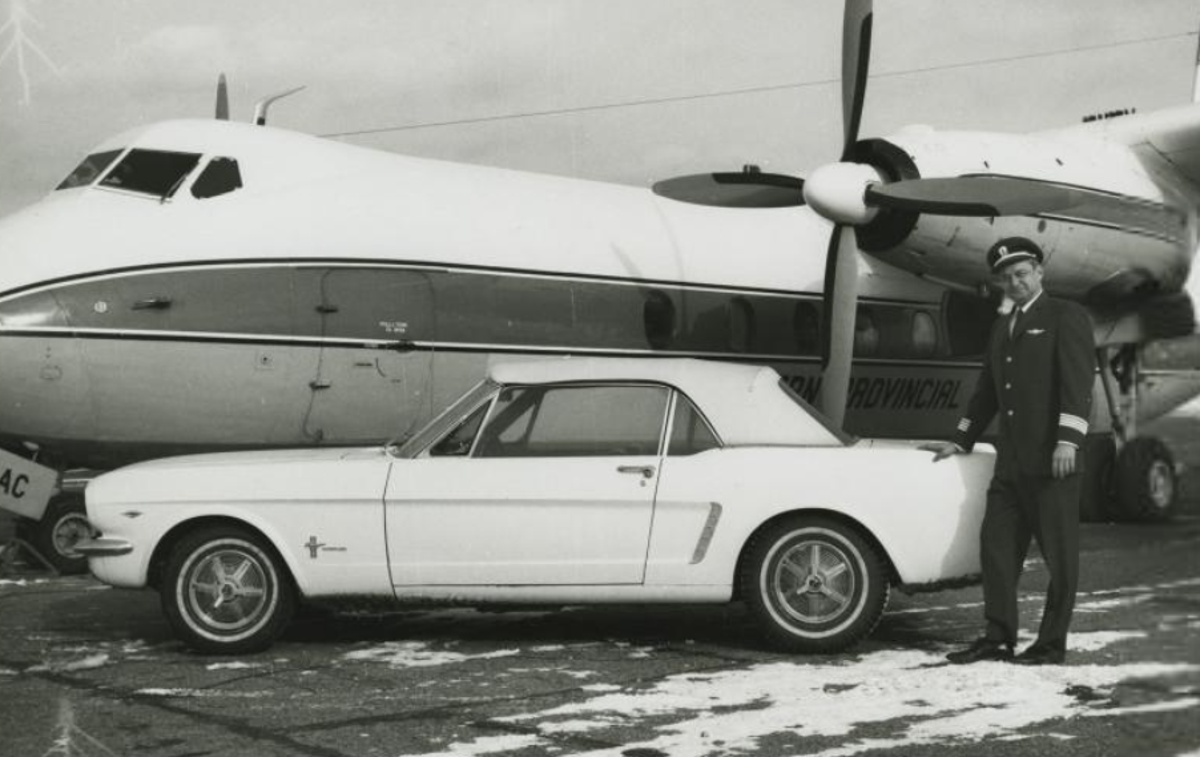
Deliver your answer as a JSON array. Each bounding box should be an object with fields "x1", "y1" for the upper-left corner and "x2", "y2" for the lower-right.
[
  {"x1": 841, "y1": 0, "x2": 874, "y2": 158},
  {"x1": 816, "y1": 225, "x2": 859, "y2": 427},
  {"x1": 865, "y1": 176, "x2": 1088, "y2": 216},
  {"x1": 652, "y1": 171, "x2": 806, "y2": 208},
  {"x1": 215, "y1": 73, "x2": 229, "y2": 120}
]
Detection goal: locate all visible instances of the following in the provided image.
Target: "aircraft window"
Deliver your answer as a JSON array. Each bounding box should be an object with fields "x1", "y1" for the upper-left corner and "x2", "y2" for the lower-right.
[
  {"x1": 943, "y1": 291, "x2": 998, "y2": 357},
  {"x1": 99, "y1": 149, "x2": 202, "y2": 198},
  {"x1": 191, "y1": 157, "x2": 243, "y2": 199},
  {"x1": 793, "y1": 302, "x2": 820, "y2": 354},
  {"x1": 644, "y1": 290, "x2": 677, "y2": 350},
  {"x1": 911, "y1": 311, "x2": 938, "y2": 357},
  {"x1": 667, "y1": 394, "x2": 720, "y2": 456},
  {"x1": 56, "y1": 149, "x2": 123, "y2": 190},
  {"x1": 727, "y1": 297, "x2": 755, "y2": 352},
  {"x1": 853, "y1": 307, "x2": 880, "y2": 356}
]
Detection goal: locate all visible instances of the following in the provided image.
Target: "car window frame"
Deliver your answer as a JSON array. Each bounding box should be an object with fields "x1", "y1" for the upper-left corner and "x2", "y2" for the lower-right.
[
  {"x1": 414, "y1": 380, "x2": 687, "y2": 460},
  {"x1": 473, "y1": 381, "x2": 674, "y2": 459},
  {"x1": 663, "y1": 390, "x2": 724, "y2": 456}
]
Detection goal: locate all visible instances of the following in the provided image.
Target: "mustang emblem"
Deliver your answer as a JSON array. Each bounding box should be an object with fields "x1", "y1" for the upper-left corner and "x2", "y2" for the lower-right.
[
  {"x1": 304, "y1": 536, "x2": 347, "y2": 558},
  {"x1": 304, "y1": 536, "x2": 326, "y2": 558}
]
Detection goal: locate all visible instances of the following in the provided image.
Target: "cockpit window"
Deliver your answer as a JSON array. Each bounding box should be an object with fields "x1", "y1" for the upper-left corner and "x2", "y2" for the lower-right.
[
  {"x1": 191, "y1": 157, "x2": 242, "y2": 199},
  {"x1": 98, "y1": 149, "x2": 202, "y2": 199},
  {"x1": 56, "y1": 149, "x2": 123, "y2": 190}
]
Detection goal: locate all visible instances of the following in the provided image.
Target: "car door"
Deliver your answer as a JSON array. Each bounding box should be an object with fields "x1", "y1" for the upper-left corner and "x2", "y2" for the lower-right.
[{"x1": 384, "y1": 383, "x2": 670, "y2": 586}]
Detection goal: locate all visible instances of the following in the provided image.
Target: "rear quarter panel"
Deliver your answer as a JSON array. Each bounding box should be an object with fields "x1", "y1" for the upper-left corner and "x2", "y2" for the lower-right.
[{"x1": 647, "y1": 443, "x2": 994, "y2": 589}]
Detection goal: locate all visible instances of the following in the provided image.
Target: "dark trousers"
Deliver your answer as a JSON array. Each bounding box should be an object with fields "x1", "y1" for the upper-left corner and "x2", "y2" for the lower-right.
[{"x1": 980, "y1": 471, "x2": 1081, "y2": 650}]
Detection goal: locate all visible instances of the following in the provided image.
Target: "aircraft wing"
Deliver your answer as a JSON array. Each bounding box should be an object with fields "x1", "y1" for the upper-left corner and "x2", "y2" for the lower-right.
[{"x1": 1080, "y1": 102, "x2": 1200, "y2": 190}]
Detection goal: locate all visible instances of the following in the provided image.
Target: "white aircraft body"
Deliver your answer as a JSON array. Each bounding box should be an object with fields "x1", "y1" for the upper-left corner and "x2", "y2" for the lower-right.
[{"x1": 2, "y1": 1, "x2": 1200, "y2": 571}]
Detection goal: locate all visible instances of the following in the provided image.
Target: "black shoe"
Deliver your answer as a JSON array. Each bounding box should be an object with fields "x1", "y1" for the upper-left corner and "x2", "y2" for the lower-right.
[
  {"x1": 1013, "y1": 645, "x2": 1066, "y2": 666},
  {"x1": 946, "y1": 638, "x2": 1014, "y2": 664}
]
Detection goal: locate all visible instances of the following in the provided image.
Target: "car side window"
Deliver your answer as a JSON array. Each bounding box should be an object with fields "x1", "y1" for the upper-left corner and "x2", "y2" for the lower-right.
[
  {"x1": 428, "y1": 402, "x2": 490, "y2": 457},
  {"x1": 475, "y1": 385, "x2": 669, "y2": 458},
  {"x1": 668, "y1": 395, "x2": 721, "y2": 456}
]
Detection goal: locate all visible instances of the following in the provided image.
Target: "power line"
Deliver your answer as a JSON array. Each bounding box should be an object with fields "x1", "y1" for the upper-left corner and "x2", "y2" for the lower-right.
[{"x1": 321, "y1": 31, "x2": 1196, "y2": 139}]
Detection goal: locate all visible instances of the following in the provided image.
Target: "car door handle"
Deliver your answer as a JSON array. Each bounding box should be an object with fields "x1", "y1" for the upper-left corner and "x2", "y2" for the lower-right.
[{"x1": 617, "y1": 465, "x2": 656, "y2": 479}]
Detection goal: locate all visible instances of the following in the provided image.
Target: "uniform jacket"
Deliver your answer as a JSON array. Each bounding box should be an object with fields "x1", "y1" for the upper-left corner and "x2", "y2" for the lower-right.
[{"x1": 953, "y1": 294, "x2": 1096, "y2": 476}]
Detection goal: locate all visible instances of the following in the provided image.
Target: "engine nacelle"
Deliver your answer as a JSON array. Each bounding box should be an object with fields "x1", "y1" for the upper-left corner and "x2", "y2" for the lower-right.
[{"x1": 853, "y1": 128, "x2": 1195, "y2": 306}]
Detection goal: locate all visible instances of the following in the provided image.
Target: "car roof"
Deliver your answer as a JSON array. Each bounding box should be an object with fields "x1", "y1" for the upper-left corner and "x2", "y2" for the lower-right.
[{"x1": 487, "y1": 356, "x2": 846, "y2": 447}]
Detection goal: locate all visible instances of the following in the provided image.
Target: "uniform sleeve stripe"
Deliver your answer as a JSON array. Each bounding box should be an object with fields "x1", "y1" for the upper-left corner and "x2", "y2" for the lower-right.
[
  {"x1": 1059, "y1": 414, "x2": 1089, "y2": 433},
  {"x1": 957, "y1": 418, "x2": 972, "y2": 432}
]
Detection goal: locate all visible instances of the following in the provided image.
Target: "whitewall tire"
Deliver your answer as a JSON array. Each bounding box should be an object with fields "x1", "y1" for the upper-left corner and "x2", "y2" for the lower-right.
[
  {"x1": 743, "y1": 516, "x2": 889, "y2": 653},
  {"x1": 161, "y1": 526, "x2": 295, "y2": 655}
]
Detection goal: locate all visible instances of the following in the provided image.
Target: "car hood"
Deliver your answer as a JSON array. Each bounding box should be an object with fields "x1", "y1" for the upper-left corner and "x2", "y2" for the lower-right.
[{"x1": 86, "y1": 446, "x2": 389, "y2": 508}]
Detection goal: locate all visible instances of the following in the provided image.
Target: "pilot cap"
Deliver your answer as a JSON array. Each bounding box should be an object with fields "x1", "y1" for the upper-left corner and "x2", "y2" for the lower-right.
[{"x1": 987, "y1": 237, "x2": 1044, "y2": 272}]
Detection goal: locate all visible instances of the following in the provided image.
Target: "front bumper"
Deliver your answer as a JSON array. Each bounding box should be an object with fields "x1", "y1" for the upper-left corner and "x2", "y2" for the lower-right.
[{"x1": 73, "y1": 537, "x2": 134, "y2": 557}]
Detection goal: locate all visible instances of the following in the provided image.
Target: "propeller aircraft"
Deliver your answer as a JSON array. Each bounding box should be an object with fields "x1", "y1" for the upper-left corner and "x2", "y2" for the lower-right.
[{"x1": 2, "y1": 1, "x2": 1199, "y2": 573}]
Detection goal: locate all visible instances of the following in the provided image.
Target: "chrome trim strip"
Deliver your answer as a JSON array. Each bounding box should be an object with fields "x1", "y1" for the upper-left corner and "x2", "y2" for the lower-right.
[
  {"x1": 690, "y1": 502, "x2": 723, "y2": 564},
  {"x1": 0, "y1": 327, "x2": 987, "y2": 368}
]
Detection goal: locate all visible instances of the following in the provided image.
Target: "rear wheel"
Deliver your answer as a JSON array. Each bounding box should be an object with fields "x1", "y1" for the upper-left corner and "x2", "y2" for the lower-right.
[
  {"x1": 162, "y1": 526, "x2": 295, "y2": 654},
  {"x1": 742, "y1": 515, "x2": 888, "y2": 653}
]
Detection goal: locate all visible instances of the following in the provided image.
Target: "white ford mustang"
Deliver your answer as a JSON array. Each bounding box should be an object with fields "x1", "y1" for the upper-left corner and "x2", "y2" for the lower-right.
[{"x1": 77, "y1": 357, "x2": 994, "y2": 655}]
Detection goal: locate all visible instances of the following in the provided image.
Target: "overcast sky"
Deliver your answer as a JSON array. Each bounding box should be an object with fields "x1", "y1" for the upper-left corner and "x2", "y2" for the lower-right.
[{"x1": 0, "y1": 0, "x2": 1196, "y2": 218}]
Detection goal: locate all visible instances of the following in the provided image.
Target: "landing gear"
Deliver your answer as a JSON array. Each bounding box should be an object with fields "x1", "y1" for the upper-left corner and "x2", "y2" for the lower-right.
[
  {"x1": 1113, "y1": 437, "x2": 1178, "y2": 522},
  {"x1": 1087, "y1": 345, "x2": 1181, "y2": 523},
  {"x1": 23, "y1": 493, "x2": 95, "y2": 575}
]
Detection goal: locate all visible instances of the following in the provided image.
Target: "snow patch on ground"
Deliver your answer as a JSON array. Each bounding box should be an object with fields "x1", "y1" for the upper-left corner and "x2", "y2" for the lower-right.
[
  {"x1": 1069, "y1": 630, "x2": 1147, "y2": 652},
  {"x1": 1075, "y1": 595, "x2": 1153, "y2": 613},
  {"x1": 410, "y1": 733, "x2": 543, "y2": 757},
  {"x1": 205, "y1": 661, "x2": 262, "y2": 671},
  {"x1": 403, "y1": 633, "x2": 1198, "y2": 757},
  {"x1": 134, "y1": 688, "x2": 272, "y2": 698},
  {"x1": 343, "y1": 641, "x2": 521, "y2": 668},
  {"x1": 28, "y1": 653, "x2": 110, "y2": 673}
]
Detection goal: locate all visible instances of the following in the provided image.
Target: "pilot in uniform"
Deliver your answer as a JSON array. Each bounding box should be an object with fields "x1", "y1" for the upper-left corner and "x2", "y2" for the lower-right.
[{"x1": 929, "y1": 237, "x2": 1096, "y2": 666}]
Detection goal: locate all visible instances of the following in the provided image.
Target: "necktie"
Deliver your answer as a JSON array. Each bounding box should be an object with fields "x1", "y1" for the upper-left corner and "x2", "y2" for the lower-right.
[{"x1": 1009, "y1": 306, "x2": 1023, "y2": 337}]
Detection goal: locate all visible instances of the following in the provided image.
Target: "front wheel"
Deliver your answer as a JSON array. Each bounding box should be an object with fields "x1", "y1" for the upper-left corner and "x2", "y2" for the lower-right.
[
  {"x1": 162, "y1": 526, "x2": 295, "y2": 655},
  {"x1": 742, "y1": 516, "x2": 889, "y2": 653}
]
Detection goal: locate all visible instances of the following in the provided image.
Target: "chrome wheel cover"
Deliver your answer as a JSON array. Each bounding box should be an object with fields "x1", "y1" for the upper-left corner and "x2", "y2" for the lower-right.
[
  {"x1": 760, "y1": 527, "x2": 869, "y2": 638},
  {"x1": 178, "y1": 540, "x2": 277, "y2": 640}
]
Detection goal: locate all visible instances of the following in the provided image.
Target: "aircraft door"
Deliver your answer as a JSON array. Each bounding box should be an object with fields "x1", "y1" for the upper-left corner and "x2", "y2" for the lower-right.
[{"x1": 299, "y1": 267, "x2": 435, "y2": 446}]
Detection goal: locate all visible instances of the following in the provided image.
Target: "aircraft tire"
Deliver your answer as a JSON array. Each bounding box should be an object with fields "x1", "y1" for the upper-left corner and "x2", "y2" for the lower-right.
[
  {"x1": 1113, "y1": 437, "x2": 1179, "y2": 523},
  {"x1": 162, "y1": 525, "x2": 295, "y2": 655},
  {"x1": 32, "y1": 493, "x2": 95, "y2": 575},
  {"x1": 742, "y1": 515, "x2": 888, "y2": 653}
]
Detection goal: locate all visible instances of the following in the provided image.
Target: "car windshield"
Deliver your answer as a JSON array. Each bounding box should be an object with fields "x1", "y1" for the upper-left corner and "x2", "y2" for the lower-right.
[{"x1": 394, "y1": 379, "x2": 499, "y2": 458}]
